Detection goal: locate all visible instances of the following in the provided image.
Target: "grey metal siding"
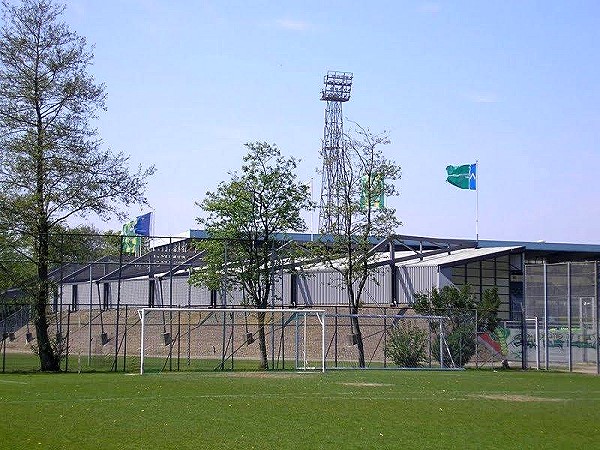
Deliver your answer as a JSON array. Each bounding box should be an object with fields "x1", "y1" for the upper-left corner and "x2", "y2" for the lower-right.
[{"x1": 397, "y1": 265, "x2": 439, "y2": 304}]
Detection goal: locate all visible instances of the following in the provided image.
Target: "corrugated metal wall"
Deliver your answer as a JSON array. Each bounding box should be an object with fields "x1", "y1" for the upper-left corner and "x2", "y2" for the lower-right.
[
  {"x1": 58, "y1": 266, "x2": 399, "y2": 308},
  {"x1": 61, "y1": 260, "x2": 520, "y2": 309},
  {"x1": 397, "y1": 265, "x2": 439, "y2": 304},
  {"x1": 298, "y1": 266, "x2": 391, "y2": 306}
]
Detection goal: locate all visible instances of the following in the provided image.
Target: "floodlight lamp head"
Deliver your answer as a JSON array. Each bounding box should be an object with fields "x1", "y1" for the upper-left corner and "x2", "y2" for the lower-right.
[{"x1": 320, "y1": 71, "x2": 353, "y2": 102}]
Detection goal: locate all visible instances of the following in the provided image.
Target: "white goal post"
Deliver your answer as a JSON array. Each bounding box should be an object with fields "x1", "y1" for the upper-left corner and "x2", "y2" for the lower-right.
[{"x1": 137, "y1": 307, "x2": 326, "y2": 374}]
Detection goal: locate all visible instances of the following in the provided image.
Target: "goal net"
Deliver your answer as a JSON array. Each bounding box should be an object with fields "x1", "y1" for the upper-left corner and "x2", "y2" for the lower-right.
[{"x1": 137, "y1": 307, "x2": 326, "y2": 374}]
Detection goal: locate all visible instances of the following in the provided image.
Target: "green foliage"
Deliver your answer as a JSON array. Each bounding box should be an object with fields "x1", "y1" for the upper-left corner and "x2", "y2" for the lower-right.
[
  {"x1": 414, "y1": 284, "x2": 501, "y2": 366},
  {"x1": 0, "y1": 230, "x2": 35, "y2": 297},
  {"x1": 0, "y1": 0, "x2": 154, "y2": 371},
  {"x1": 316, "y1": 125, "x2": 402, "y2": 368},
  {"x1": 386, "y1": 321, "x2": 427, "y2": 367},
  {"x1": 431, "y1": 325, "x2": 477, "y2": 368},
  {"x1": 48, "y1": 225, "x2": 121, "y2": 264},
  {"x1": 190, "y1": 142, "x2": 312, "y2": 368},
  {"x1": 191, "y1": 142, "x2": 312, "y2": 306},
  {"x1": 478, "y1": 286, "x2": 501, "y2": 332}
]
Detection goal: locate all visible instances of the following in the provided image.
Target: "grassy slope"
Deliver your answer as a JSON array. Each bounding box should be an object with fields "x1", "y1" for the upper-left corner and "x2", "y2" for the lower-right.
[{"x1": 1, "y1": 370, "x2": 599, "y2": 449}]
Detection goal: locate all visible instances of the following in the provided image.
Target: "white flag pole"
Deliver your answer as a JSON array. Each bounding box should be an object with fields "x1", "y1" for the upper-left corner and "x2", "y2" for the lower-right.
[{"x1": 475, "y1": 160, "x2": 479, "y2": 242}]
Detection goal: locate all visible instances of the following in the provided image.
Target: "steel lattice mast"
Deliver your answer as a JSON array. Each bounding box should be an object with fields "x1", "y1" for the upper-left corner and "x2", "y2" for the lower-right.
[{"x1": 318, "y1": 71, "x2": 353, "y2": 232}]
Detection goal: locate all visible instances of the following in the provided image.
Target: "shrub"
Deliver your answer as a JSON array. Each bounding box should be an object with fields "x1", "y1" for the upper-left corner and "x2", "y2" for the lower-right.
[
  {"x1": 386, "y1": 322, "x2": 427, "y2": 367},
  {"x1": 432, "y1": 325, "x2": 476, "y2": 367}
]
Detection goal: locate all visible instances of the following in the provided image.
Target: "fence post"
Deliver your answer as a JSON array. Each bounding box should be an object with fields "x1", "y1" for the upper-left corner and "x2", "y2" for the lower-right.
[
  {"x1": 177, "y1": 309, "x2": 181, "y2": 372},
  {"x1": 474, "y1": 309, "x2": 478, "y2": 369},
  {"x1": 439, "y1": 318, "x2": 444, "y2": 368},
  {"x1": 567, "y1": 263, "x2": 572, "y2": 372},
  {"x1": 169, "y1": 237, "x2": 173, "y2": 372},
  {"x1": 123, "y1": 305, "x2": 128, "y2": 373},
  {"x1": 65, "y1": 308, "x2": 70, "y2": 372},
  {"x1": 88, "y1": 265, "x2": 93, "y2": 365},
  {"x1": 543, "y1": 263, "x2": 549, "y2": 370},
  {"x1": 2, "y1": 330, "x2": 6, "y2": 373},
  {"x1": 521, "y1": 311, "x2": 527, "y2": 370},
  {"x1": 334, "y1": 305, "x2": 338, "y2": 368},
  {"x1": 115, "y1": 236, "x2": 124, "y2": 372},
  {"x1": 594, "y1": 262, "x2": 600, "y2": 375},
  {"x1": 383, "y1": 307, "x2": 387, "y2": 368}
]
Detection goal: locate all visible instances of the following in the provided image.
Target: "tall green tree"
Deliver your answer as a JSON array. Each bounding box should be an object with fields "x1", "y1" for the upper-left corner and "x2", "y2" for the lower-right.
[
  {"x1": 0, "y1": 0, "x2": 154, "y2": 371},
  {"x1": 316, "y1": 125, "x2": 401, "y2": 367},
  {"x1": 190, "y1": 142, "x2": 312, "y2": 369}
]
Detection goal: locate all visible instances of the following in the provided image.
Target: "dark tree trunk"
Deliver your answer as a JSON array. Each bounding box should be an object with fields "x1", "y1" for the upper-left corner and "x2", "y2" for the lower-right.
[
  {"x1": 35, "y1": 227, "x2": 60, "y2": 371},
  {"x1": 256, "y1": 311, "x2": 269, "y2": 370},
  {"x1": 350, "y1": 304, "x2": 366, "y2": 368}
]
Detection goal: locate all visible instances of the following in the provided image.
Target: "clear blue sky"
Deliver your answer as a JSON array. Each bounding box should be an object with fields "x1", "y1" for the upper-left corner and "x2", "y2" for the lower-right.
[{"x1": 63, "y1": 1, "x2": 600, "y2": 243}]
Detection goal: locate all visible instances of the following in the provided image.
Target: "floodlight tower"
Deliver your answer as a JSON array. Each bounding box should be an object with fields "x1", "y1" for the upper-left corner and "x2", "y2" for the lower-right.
[{"x1": 319, "y1": 71, "x2": 353, "y2": 232}]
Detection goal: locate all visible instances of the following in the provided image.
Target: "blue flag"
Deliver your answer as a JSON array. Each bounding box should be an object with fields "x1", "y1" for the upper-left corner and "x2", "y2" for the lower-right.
[{"x1": 134, "y1": 212, "x2": 152, "y2": 236}]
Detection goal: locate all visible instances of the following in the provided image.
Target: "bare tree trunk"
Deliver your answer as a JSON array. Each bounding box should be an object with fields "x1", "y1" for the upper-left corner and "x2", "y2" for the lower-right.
[{"x1": 257, "y1": 311, "x2": 269, "y2": 370}]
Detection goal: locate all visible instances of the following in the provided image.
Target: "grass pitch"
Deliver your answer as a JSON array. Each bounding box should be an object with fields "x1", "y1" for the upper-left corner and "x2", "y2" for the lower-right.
[{"x1": 1, "y1": 369, "x2": 599, "y2": 449}]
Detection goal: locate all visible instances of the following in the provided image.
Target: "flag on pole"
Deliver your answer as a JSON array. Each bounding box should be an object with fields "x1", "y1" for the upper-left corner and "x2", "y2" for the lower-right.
[
  {"x1": 134, "y1": 212, "x2": 152, "y2": 236},
  {"x1": 446, "y1": 163, "x2": 477, "y2": 190},
  {"x1": 121, "y1": 220, "x2": 139, "y2": 254},
  {"x1": 121, "y1": 212, "x2": 152, "y2": 253}
]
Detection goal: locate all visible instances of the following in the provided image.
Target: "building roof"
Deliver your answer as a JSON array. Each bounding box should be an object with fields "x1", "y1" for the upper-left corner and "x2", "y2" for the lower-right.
[{"x1": 395, "y1": 246, "x2": 524, "y2": 268}]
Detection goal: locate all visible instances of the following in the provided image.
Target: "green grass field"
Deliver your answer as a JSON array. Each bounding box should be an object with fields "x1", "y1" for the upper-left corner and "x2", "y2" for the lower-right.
[{"x1": 1, "y1": 369, "x2": 599, "y2": 449}]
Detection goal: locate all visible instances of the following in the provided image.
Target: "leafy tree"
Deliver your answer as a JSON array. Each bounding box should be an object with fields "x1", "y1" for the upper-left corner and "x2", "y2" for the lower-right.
[
  {"x1": 477, "y1": 286, "x2": 501, "y2": 333},
  {"x1": 315, "y1": 125, "x2": 401, "y2": 367},
  {"x1": 48, "y1": 225, "x2": 121, "y2": 263},
  {"x1": 413, "y1": 284, "x2": 501, "y2": 366},
  {"x1": 0, "y1": 0, "x2": 154, "y2": 371},
  {"x1": 190, "y1": 142, "x2": 312, "y2": 369},
  {"x1": 0, "y1": 229, "x2": 35, "y2": 301},
  {"x1": 1, "y1": 224, "x2": 118, "y2": 298}
]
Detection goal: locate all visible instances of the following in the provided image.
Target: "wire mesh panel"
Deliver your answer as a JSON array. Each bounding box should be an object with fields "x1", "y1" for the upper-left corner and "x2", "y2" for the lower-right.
[
  {"x1": 525, "y1": 262, "x2": 599, "y2": 373},
  {"x1": 138, "y1": 308, "x2": 326, "y2": 373},
  {"x1": 570, "y1": 263, "x2": 597, "y2": 371},
  {"x1": 324, "y1": 313, "x2": 456, "y2": 369}
]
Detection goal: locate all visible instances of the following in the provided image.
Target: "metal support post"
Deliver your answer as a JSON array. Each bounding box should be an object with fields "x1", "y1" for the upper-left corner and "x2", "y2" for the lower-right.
[{"x1": 544, "y1": 263, "x2": 549, "y2": 370}]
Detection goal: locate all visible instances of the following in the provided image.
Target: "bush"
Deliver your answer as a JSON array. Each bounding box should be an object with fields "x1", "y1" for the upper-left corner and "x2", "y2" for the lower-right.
[
  {"x1": 432, "y1": 325, "x2": 476, "y2": 367},
  {"x1": 386, "y1": 322, "x2": 427, "y2": 367}
]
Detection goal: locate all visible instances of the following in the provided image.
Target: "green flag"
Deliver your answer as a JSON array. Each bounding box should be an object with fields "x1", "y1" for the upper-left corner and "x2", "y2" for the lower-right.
[
  {"x1": 121, "y1": 220, "x2": 140, "y2": 254},
  {"x1": 446, "y1": 163, "x2": 477, "y2": 190}
]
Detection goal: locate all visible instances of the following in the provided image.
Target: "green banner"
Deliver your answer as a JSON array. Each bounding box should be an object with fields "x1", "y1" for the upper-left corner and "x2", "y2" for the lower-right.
[{"x1": 446, "y1": 163, "x2": 476, "y2": 190}]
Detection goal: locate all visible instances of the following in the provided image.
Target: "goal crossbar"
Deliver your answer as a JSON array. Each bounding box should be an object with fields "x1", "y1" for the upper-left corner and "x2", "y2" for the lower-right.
[{"x1": 137, "y1": 307, "x2": 326, "y2": 374}]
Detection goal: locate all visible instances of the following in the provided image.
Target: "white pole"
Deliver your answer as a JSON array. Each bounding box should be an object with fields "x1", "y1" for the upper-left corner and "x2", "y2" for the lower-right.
[
  {"x1": 544, "y1": 264, "x2": 549, "y2": 370},
  {"x1": 310, "y1": 178, "x2": 314, "y2": 240},
  {"x1": 140, "y1": 308, "x2": 145, "y2": 375},
  {"x1": 321, "y1": 312, "x2": 326, "y2": 373},
  {"x1": 475, "y1": 160, "x2": 479, "y2": 242}
]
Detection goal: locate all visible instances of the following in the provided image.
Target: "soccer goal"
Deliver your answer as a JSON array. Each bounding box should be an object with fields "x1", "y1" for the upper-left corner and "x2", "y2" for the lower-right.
[{"x1": 137, "y1": 307, "x2": 326, "y2": 374}]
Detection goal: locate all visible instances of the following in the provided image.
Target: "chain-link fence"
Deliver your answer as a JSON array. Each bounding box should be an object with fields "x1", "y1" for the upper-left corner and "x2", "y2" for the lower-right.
[
  {"x1": 6, "y1": 234, "x2": 599, "y2": 373},
  {"x1": 524, "y1": 262, "x2": 599, "y2": 373},
  {"x1": 1, "y1": 304, "x2": 477, "y2": 373}
]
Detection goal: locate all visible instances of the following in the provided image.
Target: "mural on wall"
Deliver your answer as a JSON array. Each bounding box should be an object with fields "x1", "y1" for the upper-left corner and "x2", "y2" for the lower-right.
[
  {"x1": 480, "y1": 327, "x2": 534, "y2": 360},
  {"x1": 481, "y1": 326, "x2": 597, "y2": 363}
]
